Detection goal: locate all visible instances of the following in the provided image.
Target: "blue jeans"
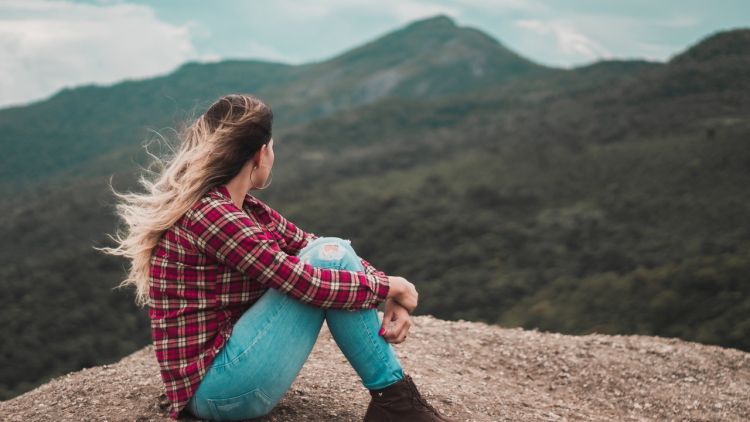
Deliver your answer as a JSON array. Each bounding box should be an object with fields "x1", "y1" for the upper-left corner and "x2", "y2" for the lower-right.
[{"x1": 186, "y1": 236, "x2": 404, "y2": 421}]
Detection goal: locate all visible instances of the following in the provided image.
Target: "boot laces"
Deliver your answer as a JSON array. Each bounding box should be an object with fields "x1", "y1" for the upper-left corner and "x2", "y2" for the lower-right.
[{"x1": 406, "y1": 376, "x2": 441, "y2": 416}]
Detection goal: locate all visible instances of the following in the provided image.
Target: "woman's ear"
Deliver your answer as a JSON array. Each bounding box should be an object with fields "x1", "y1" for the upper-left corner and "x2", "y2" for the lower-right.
[{"x1": 251, "y1": 146, "x2": 263, "y2": 168}]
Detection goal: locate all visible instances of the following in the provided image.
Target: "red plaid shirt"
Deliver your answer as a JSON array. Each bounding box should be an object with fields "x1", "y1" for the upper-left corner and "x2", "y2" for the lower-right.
[{"x1": 148, "y1": 184, "x2": 390, "y2": 419}]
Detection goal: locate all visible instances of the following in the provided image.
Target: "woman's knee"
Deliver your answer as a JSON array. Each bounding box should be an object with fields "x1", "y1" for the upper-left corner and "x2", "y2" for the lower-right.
[
  {"x1": 298, "y1": 237, "x2": 363, "y2": 270},
  {"x1": 299, "y1": 236, "x2": 350, "y2": 255}
]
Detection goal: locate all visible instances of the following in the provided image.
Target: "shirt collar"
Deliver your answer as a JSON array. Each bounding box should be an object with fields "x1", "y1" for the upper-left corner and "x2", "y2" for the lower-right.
[{"x1": 215, "y1": 184, "x2": 261, "y2": 209}]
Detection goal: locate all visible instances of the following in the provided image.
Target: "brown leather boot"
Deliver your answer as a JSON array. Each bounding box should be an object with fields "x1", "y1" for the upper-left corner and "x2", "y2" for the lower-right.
[{"x1": 363, "y1": 373, "x2": 458, "y2": 421}]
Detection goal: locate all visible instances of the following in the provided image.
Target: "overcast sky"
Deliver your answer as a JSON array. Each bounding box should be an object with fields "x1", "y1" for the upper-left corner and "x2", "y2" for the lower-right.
[{"x1": 1, "y1": 0, "x2": 748, "y2": 109}]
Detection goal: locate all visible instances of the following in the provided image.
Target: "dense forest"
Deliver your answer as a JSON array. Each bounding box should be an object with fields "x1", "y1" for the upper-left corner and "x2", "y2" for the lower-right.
[{"x1": 0, "y1": 15, "x2": 748, "y2": 400}]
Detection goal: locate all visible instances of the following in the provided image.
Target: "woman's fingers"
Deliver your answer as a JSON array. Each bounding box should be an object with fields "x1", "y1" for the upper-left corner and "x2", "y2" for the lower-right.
[
  {"x1": 384, "y1": 316, "x2": 412, "y2": 344},
  {"x1": 379, "y1": 309, "x2": 394, "y2": 336},
  {"x1": 380, "y1": 297, "x2": 413, "y2": 344},
  {"x1": 392, "y1": 320, "x2": 410, "y2": 343},
  {"x1": 384, "y1": 319, "x2": 404, "y2": 343}
]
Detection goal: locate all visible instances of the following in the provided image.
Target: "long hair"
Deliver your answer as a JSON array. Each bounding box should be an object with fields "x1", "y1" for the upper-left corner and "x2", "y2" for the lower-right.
[{"x1": 94, "y1": 94, "x2": 273, "y2": 307}]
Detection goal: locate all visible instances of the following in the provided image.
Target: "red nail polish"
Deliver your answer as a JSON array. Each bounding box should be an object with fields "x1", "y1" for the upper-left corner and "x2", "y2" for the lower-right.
[{"x1": 378, "y1": 327, "x2": 385, "y2": 336}]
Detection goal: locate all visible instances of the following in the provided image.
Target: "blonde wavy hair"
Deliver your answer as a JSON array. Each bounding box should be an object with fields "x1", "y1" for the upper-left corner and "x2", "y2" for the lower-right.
[{"x1": 94, "y1": 93, "x2": 274, "y2": 307}]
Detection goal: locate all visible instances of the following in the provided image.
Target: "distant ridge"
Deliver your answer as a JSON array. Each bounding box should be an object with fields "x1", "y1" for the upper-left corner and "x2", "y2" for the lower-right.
[{"x1": 670, "y1": 28, "x2": 750, "y2": 63}]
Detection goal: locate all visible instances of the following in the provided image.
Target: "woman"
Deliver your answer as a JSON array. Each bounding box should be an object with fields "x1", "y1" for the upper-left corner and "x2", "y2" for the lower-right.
[{"x1": 99, "y1": 94, "x2": 456, "y2": 421}]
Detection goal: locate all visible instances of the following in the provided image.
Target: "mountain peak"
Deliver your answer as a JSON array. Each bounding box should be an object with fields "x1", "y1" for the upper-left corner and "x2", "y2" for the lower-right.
[
  {"x1": 371, "y1": 13, "x2": 463, "y2": 47},
  {"x1": 403, "y1": 14, "x2": 456, "y2": 30},
  {"x1": 321, "y1": 13, "x2": 544, "y2": 89}
]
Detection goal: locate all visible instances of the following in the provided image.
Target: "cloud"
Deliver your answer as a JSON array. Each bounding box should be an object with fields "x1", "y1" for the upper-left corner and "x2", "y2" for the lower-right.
[
  {"x1": 0, "y1": 0, "x2": 214, "y2": 109},
  {"x1": 454, "y1": 0, "x2": 548, "y2": 14},
  {"x1": 272, "y1": 0, "x2": 460, "y2": 24},
  {"x1": 516, "y1": 19, "x2": 612, "y2": 63}
]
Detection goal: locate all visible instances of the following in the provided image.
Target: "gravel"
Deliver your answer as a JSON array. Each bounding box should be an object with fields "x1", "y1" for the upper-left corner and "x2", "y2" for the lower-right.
[{"x1": 1, "y1": 314, "x2": 748, "y2": 421}]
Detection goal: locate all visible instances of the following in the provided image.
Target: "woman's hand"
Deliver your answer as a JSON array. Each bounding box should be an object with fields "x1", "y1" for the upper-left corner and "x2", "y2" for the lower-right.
[
  {"x1": 379, "y1": 298, "x2": 413, "y2": 344},
  {"x1": 386, "y1": 276, "x2": 418, "y2": 313}
]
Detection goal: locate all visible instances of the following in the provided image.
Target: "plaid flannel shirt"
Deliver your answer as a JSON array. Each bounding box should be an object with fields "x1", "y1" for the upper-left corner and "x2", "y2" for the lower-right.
[{"x1": 148, "y1": 184, "x2": 390, "y2": 419}]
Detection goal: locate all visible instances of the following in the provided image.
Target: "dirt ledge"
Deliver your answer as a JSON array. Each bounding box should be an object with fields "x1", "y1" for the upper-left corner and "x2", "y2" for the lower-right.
[{"x1": 1, "y1": 314, "x2": 748, "y2": 421}]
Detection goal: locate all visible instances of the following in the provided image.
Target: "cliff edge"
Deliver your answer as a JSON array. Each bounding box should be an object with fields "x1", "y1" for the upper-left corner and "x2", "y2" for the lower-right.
[{"x1": 1, "y1": 315, "x2": 748, "y2": 421}]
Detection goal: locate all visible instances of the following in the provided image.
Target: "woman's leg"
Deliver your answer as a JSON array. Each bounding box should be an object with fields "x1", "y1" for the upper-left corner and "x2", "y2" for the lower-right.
[
  {"x1": 188, "y1": 236, "x2": 404, "y2": 420},
  {"x1": 187, "y1": 285, "x2": 326, "y2": 420},
  {"x1": 302, "y1": 238, "x2": 456, "y2": 422},
  {"x1": 298, "y1": 237, "x2": 405, "y2": 390}
]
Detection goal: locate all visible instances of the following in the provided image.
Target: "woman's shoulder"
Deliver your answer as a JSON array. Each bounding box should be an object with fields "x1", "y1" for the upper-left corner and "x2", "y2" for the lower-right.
[
  {"x1": 186, "y1": 185, "x2": 273, "y2": 227},
  {"x1": 197, "y1": 184, "x2": 262, "y2": 209},
  {"x1": 183, "y1": 186, "x2": 234, "y2": 224}
]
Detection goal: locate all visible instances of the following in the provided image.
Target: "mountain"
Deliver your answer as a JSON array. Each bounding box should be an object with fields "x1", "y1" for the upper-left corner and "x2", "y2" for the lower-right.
[
  {"x1": 0, "y1": 14, "x2": 550, "y2": 189},
  {"x1": 610, "y1": 28, "x2": 750, "y2": 107},
  {"x1": 1, "y1": 315, "x2": 748, "y2": 421},
  {"x1": 670, "y1": 27, "x2": 750, "y2": 64},
  {"x1": 316, "y1": 15, "x2": 550, "y2": 99},
  {"x1": 0, "y1": 14, "x2": 748, "y2": 404}
]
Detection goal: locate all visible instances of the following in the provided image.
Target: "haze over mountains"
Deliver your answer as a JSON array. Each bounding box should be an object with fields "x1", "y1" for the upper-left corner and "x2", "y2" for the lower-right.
[{"x1": 1, "y1": 14, "x2": 748, "y2": 401}]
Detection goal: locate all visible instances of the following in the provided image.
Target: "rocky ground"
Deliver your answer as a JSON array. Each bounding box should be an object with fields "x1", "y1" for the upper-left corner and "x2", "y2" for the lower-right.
[{"x1": 1, "y1": 314, "x2": 748, "y2": 421}]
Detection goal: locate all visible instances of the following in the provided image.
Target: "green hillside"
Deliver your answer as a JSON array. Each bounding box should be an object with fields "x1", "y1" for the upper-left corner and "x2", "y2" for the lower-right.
[
  {"x1": 0, "y1": 15, "x2": 551, "y2": 188},
  {"x1": 0, "y1": 15, "x2": 748, "y2": 400}
]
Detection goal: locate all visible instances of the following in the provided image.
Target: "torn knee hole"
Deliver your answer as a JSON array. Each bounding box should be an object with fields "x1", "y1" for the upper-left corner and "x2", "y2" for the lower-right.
[{"x1": 318, "y1": 242, "x2": 346, "y2": 260}]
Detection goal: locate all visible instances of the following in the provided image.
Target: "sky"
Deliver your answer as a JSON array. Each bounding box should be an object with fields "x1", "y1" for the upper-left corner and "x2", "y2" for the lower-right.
[{"x1": 1, "y1": 0, "x2": 748, "y2": 109}]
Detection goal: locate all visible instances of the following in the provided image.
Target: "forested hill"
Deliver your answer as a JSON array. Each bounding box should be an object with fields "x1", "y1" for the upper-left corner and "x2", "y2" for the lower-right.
[
  {"x1": 0, "y1": 14, "x2": 551, "y2": 188},
  {"x1": 0, "y1": 13, "x2": 748, "y2": 405}
]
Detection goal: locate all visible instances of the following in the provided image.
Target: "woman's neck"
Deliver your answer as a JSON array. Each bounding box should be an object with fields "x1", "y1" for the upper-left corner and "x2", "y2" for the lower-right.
[{"x1": 224, "y1": 178, "x2": 251, "y2": 209}]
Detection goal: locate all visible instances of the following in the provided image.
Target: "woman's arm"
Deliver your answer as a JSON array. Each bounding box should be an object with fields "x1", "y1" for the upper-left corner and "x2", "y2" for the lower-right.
[
  {"x1": 259, "y1": 201, "x2": 318, "y2": 256},
  {"x1": 262, "y1": 200, "x2": 385, "y2": 276},
  {"x1": 359, "y1": 256, "x2": 382, "y2": 276},
  {"x1": 186, "y1": 197, "x2": 390, "y2": 309}
]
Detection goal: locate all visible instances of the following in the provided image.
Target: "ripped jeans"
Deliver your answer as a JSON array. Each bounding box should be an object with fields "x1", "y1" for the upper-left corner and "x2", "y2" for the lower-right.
[{"x1": 186, "y1": 236, "x2": 404, "y2": 421}]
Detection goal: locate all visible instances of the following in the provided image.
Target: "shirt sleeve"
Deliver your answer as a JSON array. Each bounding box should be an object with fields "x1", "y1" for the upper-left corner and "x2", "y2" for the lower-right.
[
  {"x1": 360, "y1": 256, "x2": 384, "y2": 277},
  {"x1": 259, "y1": 202, "x2": 319, "y2": 256},
  {"x1": 186, "y1": 197, "x2": 390, "y2": 309},
  {"x1": 262, "y1": 201, "x2": 387, "y2": 280}
]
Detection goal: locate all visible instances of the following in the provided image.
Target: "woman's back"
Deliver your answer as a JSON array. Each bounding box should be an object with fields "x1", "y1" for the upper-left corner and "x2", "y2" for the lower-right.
[{"x1": 149, "y1": 183, "x2": 390, "y2": 418}]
